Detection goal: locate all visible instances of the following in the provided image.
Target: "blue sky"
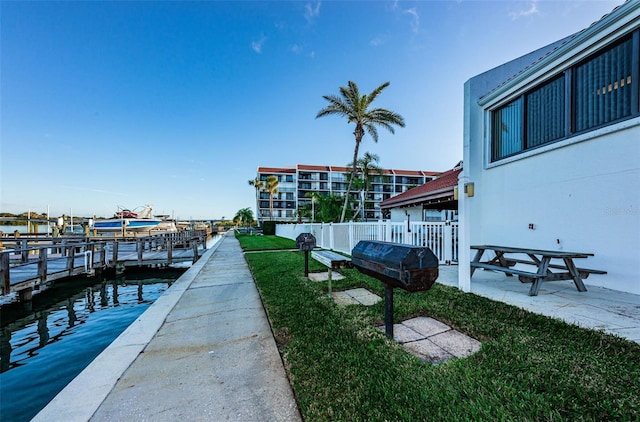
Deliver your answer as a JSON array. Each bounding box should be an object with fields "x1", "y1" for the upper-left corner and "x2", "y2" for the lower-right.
[{"x1": 1, "y1": 0, "x2": 624, "y2": 220}]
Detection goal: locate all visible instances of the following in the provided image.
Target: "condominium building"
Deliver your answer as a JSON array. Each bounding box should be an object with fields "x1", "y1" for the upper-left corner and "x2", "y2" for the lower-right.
[{"x1": 255, "y1": 164, "x2": 440, "y2": 221}]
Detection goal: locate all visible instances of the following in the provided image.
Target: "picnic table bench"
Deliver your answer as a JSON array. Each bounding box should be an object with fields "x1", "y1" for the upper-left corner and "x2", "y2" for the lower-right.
[
  {"x1": 470, "y1": 245, "x2": 606, "y2": 296},
  {"x1": 311, "y1": 250, "x2": 353, "y2": 270},
  {"x1": 311, "y1": 250, "x2": 352, "y2": 296}
]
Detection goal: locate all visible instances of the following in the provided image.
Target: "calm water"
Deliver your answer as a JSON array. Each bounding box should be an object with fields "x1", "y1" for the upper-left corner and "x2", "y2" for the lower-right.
[
  {"x1": 0, "y1": 269, "x2": 185, "y2": 421},
  {"x1": 0, "y1": 224, "x2": 83, "y2": 235}
]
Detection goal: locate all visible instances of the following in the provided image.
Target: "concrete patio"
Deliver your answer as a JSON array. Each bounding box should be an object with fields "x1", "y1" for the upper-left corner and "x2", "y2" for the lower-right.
[{"x1": 435, "y1": 265, "x2": 640, "y2": 344}]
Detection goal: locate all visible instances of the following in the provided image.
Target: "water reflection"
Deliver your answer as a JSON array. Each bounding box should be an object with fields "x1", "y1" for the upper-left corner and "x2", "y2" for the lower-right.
[
  {"x1": 1, "y1": 275, "x2": 180, "y2": 374},
  {"x1": 0, "y1": 268, "x2": 185, "y2": 422},
  {"x1": 0, "y1": 329, "x2": 11, "y2": 372},
  {"x1": 37, "y1": 311, "x2": 49, "y2": 347}
]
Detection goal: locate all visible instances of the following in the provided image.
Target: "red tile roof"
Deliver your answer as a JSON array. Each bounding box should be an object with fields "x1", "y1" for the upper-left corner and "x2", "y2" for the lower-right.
[
  {"x1": 257, "y1": 167, "x2": 296, "y2": 174},
  {"x1": 380, "y1": 167, "x2": 461, "y2": 209},
  {"x1": 257, "y1": 164, "x2": 438, "y2": 176},
  {"x1": 298, "y1": 164, "x2": 330, "y2": 171}
]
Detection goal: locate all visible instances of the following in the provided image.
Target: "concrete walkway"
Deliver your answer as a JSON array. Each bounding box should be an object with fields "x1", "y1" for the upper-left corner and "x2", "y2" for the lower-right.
[{"x1": 33, "y1": 233, "x2": 301, "y2": 422}]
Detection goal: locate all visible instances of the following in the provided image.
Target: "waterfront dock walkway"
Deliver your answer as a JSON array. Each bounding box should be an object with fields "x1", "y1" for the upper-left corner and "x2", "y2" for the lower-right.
[{"x1": 33, "y1": 233, "x2": 301, "y2": 422}]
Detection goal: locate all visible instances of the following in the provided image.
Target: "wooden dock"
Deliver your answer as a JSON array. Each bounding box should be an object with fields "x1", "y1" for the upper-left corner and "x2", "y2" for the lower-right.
[{"x1": 0, "y1": 231, "x2": 208, "y2": 302}]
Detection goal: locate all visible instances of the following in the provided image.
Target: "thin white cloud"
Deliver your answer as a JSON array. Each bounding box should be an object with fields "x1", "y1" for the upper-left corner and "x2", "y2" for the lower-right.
[
  {"x1": 370, "y1": 34, "x2": 387, "y2": 47},
  {"x1": 304, "y1": 1, "x2": 321, "y2": 23},
  {"x1": 509, "y1": 1, "x2": 539, "y2": 20},
  {"x1": 251, "y1": 35, "x2": 267, "y2": 53},
  {"x1": 404, "y1": 7, "x2": 419, "y2": 34},
  {"x1": 289, "y1": 44, "x2": 315, "y2": 59}
]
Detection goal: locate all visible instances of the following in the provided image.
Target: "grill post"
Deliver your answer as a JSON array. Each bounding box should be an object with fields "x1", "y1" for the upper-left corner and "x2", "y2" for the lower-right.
[
  {"x1": 350, "y1": 240, "x2": 440, "y2": 340},
  {"x1": 384, "y1": 283, "x2": 394, "y2": 338},
  {"x1": 304, "y1": 251, "x2": 309, "y2": 277}
]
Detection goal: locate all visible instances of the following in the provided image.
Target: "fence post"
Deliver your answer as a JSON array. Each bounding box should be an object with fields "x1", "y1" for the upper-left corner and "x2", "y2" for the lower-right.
[
  {"x1": 348, "y1": 222, "x2": 354, "y2": 252},
  {"x1": 0, "y1": 252, "x2": 10, "y2": 294},
  {"x1": 329, "y1": 223, "x2": 334, "y2": 251},
  {"x1": 192, "y1": 240, "x2": 199, "y2": 263},
  {"x1": 65, "y1": 245, "x2": 74, "y2": 275},
  {"x1": 443, "y1": 221, "x2": 453, "y2": 265},
  {"x1": 19, "y1": 239, "x2": 28, "y2": 263},
  {"x1": 137, "y1": 239, "x2": 143, "y2": 266},
  {"x1": 113, "y1": 241, "x2": 119, "y2": 266}
]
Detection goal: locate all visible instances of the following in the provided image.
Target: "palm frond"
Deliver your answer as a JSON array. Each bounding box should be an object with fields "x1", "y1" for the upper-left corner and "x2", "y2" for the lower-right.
[
  {"x1": 364, "y1": 123, "x2": 379, "y2": 142},
  {"x1": 368, "y1": 108, "x2": 406, "y2": 127},
  {"x1": 317, "y1": 96, "x2": 345, "y2": 118},
  {"x1": 366, "y1": 81, "x2": 390, "y2": 106}
]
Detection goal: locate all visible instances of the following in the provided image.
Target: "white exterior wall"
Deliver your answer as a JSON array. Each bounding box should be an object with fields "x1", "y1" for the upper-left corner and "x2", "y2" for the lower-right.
[
  {"x1": 461, "y1": 3, "x2": 640, "y2": 295},
  {"x1": 390, "y1": 206, "x2": 423, "y2": 223},
  {"x1": 390, "y1": 207, "x2": 454, "y2": 222}
]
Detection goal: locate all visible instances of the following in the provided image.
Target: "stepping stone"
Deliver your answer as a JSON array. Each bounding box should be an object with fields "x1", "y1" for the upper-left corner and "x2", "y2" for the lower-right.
[
  {"x1": 331, "y1": 288, "x2": 381, "y2": 307},
  {"x1": 331, "y1": 291, "x2": 358, "y2": 305},
  {"x1": 346, "y1": 288, "x2": 382, "y2": 306},
  {"x1": 308, "y1": 271, "x2": 344, "y2": 281},
  {"x1": 377, "y1": 316, "x2": 482, "y2": 364},
  {"x1": 377, "y1": 324, "x2": 425, "y2": 343},
  {"x1": 429, "y1": 330, "x2": 482, "y2": 358},
  {"x1": 402, "y1": 317, "x2": 451, "y2": 337},
  {"x1": 403, "y1": 339, "x2": 455, "y2": 365}
]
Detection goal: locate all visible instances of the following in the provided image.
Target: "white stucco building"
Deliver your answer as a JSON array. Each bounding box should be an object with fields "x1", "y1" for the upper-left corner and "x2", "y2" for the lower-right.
[{"x1": 459, "y1": 2, "x2": 640, "y2": 295}]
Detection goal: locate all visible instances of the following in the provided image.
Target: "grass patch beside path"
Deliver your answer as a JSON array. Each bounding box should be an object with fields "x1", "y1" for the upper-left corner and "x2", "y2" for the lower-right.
[
  {"x1": 242, "y1": 246, "x2": 640, "y2": 421},
  {"x1": 235, "y1": 232, "x2": 296, "y2": 251}
]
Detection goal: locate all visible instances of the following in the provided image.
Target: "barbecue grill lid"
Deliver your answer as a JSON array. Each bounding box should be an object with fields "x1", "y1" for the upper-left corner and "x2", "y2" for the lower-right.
[{"x1": 351, "y1": 240, "x2": 438, "y2": 269}]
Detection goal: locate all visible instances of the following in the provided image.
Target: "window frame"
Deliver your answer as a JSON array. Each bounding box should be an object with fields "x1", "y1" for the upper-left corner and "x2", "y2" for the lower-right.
[{"x1": 489, "y1": 29, "x2": 639, "y2": 163}]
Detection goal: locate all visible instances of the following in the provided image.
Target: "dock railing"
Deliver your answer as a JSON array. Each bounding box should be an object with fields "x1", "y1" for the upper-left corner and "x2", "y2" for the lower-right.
[
  {"x1": 276, "y1": 221, "x2": 458, "y2": 264},
  {"x1": 0, "y1": 230, "x2": 208, "y2": 301}
]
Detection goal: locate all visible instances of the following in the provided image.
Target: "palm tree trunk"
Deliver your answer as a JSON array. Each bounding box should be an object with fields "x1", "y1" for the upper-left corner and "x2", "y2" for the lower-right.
[
  {"x1": 255, "y1": 189, "x2": 261, "y2": 225},
  {"x1": 341, "y1": 126, "x2": 363, "y2": 222},
  {"x1": 270, "y1": 194, "x2": 274, "y2": 221}
]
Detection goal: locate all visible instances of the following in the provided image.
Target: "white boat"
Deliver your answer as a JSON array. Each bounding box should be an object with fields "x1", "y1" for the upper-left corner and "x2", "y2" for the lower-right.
[
  {"x1": 92, "y1": 205, "x2": 161, "y2": 232},
  {"x1": 153, "y1": 215, "x2": 178, "y2": 233}
]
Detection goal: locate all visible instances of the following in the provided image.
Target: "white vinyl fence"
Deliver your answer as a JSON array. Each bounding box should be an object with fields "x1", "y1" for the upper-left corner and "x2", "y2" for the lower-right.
[{"x1": 276, "y1": 221, "x2": 458, "y2": 264}]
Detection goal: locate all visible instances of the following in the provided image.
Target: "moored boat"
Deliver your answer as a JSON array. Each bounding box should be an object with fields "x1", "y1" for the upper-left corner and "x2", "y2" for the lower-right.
[
  {"x1": 153, "y1": 215, "x2": 178, "y2": 232},
  {"x1": 92, "y1": 205, "x2": 161, "y2": 232}
]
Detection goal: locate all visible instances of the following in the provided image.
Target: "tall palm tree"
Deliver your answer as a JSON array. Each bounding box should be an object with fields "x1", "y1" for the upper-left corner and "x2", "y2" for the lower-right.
[
  {"x1": 317, "y1": 81, "x2": 405, "y2": 222},
  {"x1": 248, "y1": 177, "x2": 264, "y2": 224},
  {"x1": 265, "y1": 175, "x2": 279, "y2": 221},
  {"x1": 348, "y1": 152, "x2": 382, "y2": 221}
]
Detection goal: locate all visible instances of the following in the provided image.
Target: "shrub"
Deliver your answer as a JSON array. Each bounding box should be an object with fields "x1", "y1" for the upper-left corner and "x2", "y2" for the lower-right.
[{"x1": 262, "y1": 221, "x2": 276, "y2": 235}]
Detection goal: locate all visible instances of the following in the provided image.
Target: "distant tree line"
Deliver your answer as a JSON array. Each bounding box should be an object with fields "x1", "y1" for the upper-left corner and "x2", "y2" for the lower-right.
[{"x1": 0, "y1": 212, "x2": 50, "y2": 225}]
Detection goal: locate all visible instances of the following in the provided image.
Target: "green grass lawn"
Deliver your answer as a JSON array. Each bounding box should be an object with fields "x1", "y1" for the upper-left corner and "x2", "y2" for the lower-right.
[
  {"x1": 238, "y1": 236, "x2": 640, "y2": 421},
  {"x1": 234, "y1": 232, "x2": 297, "y2": 251}
]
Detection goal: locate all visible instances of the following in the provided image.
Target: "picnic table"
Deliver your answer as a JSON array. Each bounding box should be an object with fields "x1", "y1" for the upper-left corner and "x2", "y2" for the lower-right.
[{"x1": 470, "y1": 245, "x2": 606, "y2": 296}]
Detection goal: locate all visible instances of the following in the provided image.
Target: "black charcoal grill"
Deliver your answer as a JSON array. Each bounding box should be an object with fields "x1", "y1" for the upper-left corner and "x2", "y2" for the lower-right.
[
  {"x1": 296, "y1": 233, "x2": 316, "y2": 276},
  {"x1": 351, "y1": 240, "x2": 439, "y2": 337}
]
